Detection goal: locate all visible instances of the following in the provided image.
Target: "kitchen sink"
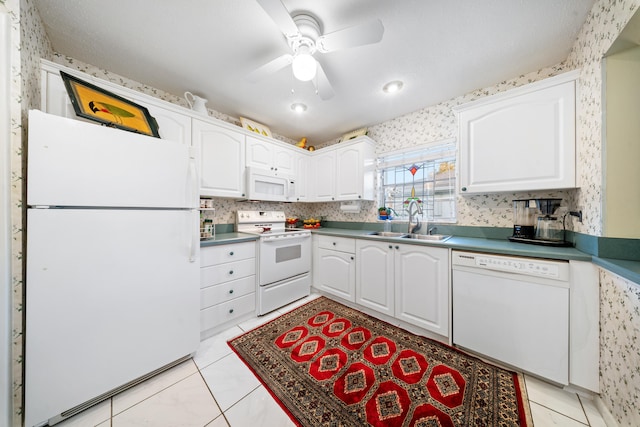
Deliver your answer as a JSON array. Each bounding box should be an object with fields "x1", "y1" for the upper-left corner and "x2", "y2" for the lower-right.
[
  {"x1": 367, "y1": 231, "x2": 409, "y2": 238},
  {"x1": 402, "y1": 234, "x2": 452, "y2": 242}
]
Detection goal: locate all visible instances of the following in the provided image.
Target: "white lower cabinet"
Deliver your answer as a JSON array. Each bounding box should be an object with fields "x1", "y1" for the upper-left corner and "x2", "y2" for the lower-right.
[
  {"x1": 394, "y1": 245, "x2": 449, "y2": 336},
  {"x1": 314, "y1": 236, "x2": 356, "y2": 301},
  {"x1": 200, "y1": 241, "x2": 256, "y2": 337},
  {"x1": 355, "y1": 240, "x2": 395, "y2": 316},
  {"x1": 356, "y1": 240, "x2": 449, "y2": 336}
]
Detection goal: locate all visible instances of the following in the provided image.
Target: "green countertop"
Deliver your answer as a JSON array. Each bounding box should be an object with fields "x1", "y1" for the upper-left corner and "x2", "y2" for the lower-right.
[
  {"x1": 312, "y1": 228, "x2": 592, "y2": 261},
  {"x1": 199, "y1": 227, "x2": 640, "y2": 285},
  {"x1": 200, "y1": 232, "x2": 258, "y2": 247}
]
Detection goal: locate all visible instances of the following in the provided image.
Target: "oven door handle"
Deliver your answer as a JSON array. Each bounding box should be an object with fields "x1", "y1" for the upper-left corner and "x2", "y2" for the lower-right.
[{"x1": 261, "y1": 233, "x2": 311, "y2": 242}]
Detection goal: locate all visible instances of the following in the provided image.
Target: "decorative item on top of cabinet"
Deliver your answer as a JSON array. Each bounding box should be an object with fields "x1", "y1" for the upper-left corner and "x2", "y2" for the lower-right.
[
  {"x1": 240, "y1": 116, "x2": 272, "y2": 137},
  {"x1": 200, "y1": 241, "x2": 256, "y2": 339},
  {"x1": 454, "y1": 70, "x2": 579, "y2": 194},
  {"x1": 60, "y1": 71, "x2": 161, "y2": 138}
]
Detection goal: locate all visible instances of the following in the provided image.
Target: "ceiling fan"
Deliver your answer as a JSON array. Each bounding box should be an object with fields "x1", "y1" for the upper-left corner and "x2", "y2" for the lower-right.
[{"x1": 248, "y1": 0, "x2": 385, "y2": 100}]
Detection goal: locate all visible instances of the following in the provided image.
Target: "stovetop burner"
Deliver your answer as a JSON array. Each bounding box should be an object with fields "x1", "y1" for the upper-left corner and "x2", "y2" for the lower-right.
[{"x1": 236, "y1": 210, "x2": 310, "y2": 238}]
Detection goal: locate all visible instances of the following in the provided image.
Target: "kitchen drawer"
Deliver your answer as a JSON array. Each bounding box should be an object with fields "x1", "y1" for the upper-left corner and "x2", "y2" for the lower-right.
[
  {"x1": 200, "y1": 293, "x2": 255, "y2": 332},
  {"x1": 200, "y1": 258, "x2": 255, "y2": 288},
  {"x1": 200, "y1": 275, "x2": 255, "y2": 309},
  {"x1": 200, "y1": 241, "x2": 255, "y2": 267},
  {"x1": 317, "y1": 235, "x2": 355, "y2": 253}
]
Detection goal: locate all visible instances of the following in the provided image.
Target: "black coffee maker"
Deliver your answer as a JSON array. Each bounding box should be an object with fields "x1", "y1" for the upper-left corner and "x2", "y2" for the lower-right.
[{"x1": 509, "y1": 198, "x2": 572, "y2": 246}]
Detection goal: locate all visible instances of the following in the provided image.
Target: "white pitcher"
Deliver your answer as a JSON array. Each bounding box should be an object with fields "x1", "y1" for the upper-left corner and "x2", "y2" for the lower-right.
[{"x1": 184, "y1": 91, "x2": 208, "y2": 114}]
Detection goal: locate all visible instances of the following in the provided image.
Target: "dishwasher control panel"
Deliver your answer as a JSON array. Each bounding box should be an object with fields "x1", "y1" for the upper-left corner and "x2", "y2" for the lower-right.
[{"x1": 452, "y1": 251, "x2": 569, "y2": 281}]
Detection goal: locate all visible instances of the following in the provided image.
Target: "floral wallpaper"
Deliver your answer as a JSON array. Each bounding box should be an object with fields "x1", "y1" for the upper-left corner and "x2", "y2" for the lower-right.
[
  {"x1": 5, "y1": 0, "x2": 23, "y2": 425},
  {"x1": 599, "y1": 268, "x2": 640, "y2": 426},
  {"x1": 7, "y1": 0, "x2": 640, "y2": 425}
]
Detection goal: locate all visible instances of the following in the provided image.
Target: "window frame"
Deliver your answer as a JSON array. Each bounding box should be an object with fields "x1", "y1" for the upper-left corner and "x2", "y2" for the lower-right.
[{"x1": 377, "y1": 138, "x2": 457, "y2": 224}]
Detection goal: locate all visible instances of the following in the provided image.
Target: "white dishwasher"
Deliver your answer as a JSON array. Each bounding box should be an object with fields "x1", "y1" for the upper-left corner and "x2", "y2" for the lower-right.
[{"x1": 452, "y1": 250, "x2": 570, "y2": 385}]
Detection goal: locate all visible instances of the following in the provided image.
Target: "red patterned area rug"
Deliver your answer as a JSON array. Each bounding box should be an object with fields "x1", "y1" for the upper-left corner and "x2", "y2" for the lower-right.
[{"x1": 228, "y1": 297, "x2": 532, "y2": 426}]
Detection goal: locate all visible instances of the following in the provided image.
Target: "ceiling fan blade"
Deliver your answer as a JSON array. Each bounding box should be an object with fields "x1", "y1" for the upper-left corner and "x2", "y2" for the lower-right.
[
  {"x1": 316, "y1": 19, "x2": 384, "y2": 53},
  {"x1": 256, "y1": 0, "x2": 300, "y2": 38},
  {"x1": 247, "y1": 54, "x2": 293, "y2": 82},
  {"x1": 313, "y1": 61, "x2": 335, "y2": 100}
]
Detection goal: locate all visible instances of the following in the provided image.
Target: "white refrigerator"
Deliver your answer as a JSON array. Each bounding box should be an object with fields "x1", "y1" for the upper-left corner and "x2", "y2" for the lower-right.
[{"x1": 24, "y1": 110, "x2": 200, "y2": 427}]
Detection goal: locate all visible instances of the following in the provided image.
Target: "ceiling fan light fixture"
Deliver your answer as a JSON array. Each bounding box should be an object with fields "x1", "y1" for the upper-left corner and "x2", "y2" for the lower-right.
[
  {"x1": 292, "y1": 49, "x2": 317, "y2": 82},
  {"x1": 383, "y1": 80, "x2": 404, "y2": 93},
  {"x1": 291, "y1": 103, "x2": 307, "y2": 113}
]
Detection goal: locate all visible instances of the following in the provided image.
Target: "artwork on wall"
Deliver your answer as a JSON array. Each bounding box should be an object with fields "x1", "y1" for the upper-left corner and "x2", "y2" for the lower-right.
[{"x1": 60, "y1": 71, "x2": 160, "y2": 138}]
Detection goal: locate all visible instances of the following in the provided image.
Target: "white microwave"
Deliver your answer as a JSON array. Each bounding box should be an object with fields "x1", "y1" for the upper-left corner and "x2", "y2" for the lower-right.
[{"x1": 246, "y1": 167, "x2": 296, "y2": 202}]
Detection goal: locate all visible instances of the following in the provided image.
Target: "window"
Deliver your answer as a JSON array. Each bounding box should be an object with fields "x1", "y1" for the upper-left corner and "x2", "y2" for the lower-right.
[{"x1": 378, "y1": 139, "x2": 456, "y2": 223}]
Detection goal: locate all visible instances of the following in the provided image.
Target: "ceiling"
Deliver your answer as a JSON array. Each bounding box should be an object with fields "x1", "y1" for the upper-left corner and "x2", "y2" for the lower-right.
[{"x1": 33, "y1": 0, "x2": 595, "y2": 143}]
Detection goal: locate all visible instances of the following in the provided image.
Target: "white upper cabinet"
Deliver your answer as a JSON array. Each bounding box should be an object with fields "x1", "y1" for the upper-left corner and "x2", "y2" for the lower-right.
[
  {"x1": 311, "y1": 150, "x2": 337, "y2": 202},
  {"x1": 40, "y1": 60, "x2": 377, "y2": 203},
  {"x1": 245, "y1": 135, "x2": 296, "y2": 176},
  {"x1": 40, "y1": 60, "x2": 191, "y2": 147},
  {"x1": 309, "y1": 136, "x2": 376, "y2": 202},
  {"x1": 335, "y1": 138, "x2": 376, "y2": 201},
  {"x1": 455, "y1": 70, "x2": 579, "y2": 194},
  {"x1": 294, "y1": 151, "x2": 311, "y2": 202},
  {"x1": 193, "y1": 119, "x2": 246, "y2": 199}
]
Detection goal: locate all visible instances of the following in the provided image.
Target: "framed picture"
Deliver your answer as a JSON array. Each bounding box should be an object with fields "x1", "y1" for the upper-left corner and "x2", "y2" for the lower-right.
[
  {"x1": 60, "y1": 71, "x2": 160, "y2": 138},
  {"x1": 240, "y1": 117, "x2": 272, "y2": 138}
]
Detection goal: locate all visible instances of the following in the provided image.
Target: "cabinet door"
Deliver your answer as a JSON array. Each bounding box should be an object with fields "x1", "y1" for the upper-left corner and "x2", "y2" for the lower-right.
[
  {"x1": 312, "y1": 151, "x2": 336, "y2": 201},
  {"x1": 193, "y1": 119, "x2": 245, "y2": 198},
  {"x1": 457, "y1": 76, "x2": 576, "y2": 193},
  {"x1": 295, "y1": 152, "x2": 310, "y2": 201},
  {"x1": 335, "y1": 145, "x2": 363, "y2": 200},
  {"x1": 395, "y1": 245, "x2": 449, "y2": 336},
  {"x1": 355, "y1": 240, "x2": 394, "y2": 315},
  {"x1": 246, "y1": 136, "x2": 296, "y2": 176},
  {"x1": 273, "y1": 146, "x2": 296, "y2": 176},
  {"x1": 316, "y1": 248, "x2": 355, "y2": 302},
  {"x1": 144, "y1": 104, "x2": 191, "y2": 146},
  {"x1": 245, "y1": 136, "x2": 273, "y2": 170},
  {"x1": 41, "y1": 69, "x2": 76, "y2": 119}
]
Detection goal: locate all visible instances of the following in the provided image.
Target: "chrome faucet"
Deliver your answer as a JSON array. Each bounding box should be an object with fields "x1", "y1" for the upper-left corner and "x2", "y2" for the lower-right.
[{"x1": 407, "y1": 199, "x2": 423, "y2": 234}]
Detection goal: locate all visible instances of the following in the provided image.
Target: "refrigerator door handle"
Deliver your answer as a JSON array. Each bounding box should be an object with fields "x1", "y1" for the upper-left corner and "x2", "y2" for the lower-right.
[{"x1": 189, "y1": 209, "x2": 198, "y2": 263}]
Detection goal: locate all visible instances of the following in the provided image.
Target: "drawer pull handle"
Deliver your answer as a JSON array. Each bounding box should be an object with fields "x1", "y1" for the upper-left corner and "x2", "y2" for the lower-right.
[
  {"x1": 332, "y1": 242, "x2": 336, "y2": 246},
  {"x1": 229, "y1": 289, "x2": 234, "y2": 294},
  {"x1": 350, "y1": 256, "x2": 354, "y2": 260},
  {"x1": 388, "y1": 245, "x2": 392, "y2": 249},
  {"x1": 461, "y1": 187, "x2": 467, "y2": 192},
  {"x1": 395, "y1": 245, "x2": 399, "y2": 249},
  {"x1": 229, "y1": 308, "x2": 234, "y2": 314},
  {"x1": 229, "y1": 270, "x2": 234, "y2": 275},
  {"x1": 229, "y1": 251, "x2": 234, "y2": 256}
]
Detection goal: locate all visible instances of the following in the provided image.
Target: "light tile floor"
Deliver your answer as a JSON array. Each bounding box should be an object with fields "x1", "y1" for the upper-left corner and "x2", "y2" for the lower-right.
[{"x1": 57, "y1": 294, "x2": 607, "y2": 427}]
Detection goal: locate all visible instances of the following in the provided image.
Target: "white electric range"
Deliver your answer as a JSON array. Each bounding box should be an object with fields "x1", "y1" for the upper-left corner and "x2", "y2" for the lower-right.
[{"x1": 236, "y1": 211, "x2": 311, "y2": 314}]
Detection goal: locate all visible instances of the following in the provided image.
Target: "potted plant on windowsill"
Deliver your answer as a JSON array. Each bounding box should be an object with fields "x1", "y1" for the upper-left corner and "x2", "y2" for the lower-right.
[{"x1": 378, "y1": 207, "x2": 389, "y2": 220}]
